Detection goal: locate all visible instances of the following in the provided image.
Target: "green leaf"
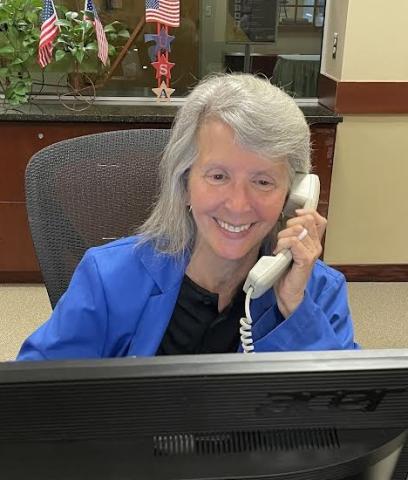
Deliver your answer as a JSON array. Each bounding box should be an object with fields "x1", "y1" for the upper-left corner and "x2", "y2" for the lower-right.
[
  {"x1": 6, "y1": 26, "x2": 19, "y2": 43},
  {"x1": 56, "y1": 19, "x2": 72, "y2": 27},
  {"x1": 84, "y1": 41, "x2": 97, "y2": 51},
  {"x1": 0, "y1": 67, "x2": 8, "y2": 77},
  {"x1": 22, "y1": 38, "x2": 38, "y2": 48},
  {"x1": 55, "y1": 49, "x2": 66, "y2": 61},
  {"x1": 117, "y1": 29, "x2": 130, "y2": 38},
  {"x1": 74, "y1": 48, "x2": 84, "y2": 63},
  {"x1": 26, "y1": 11, "x2": 39, "y2": 23},
  {"x1": 14, "y1": 83, "x2": 29, "y2": 95},
  {"x1": 103, "y1": 24, "x2": 116, "y2": 33},
  {"x1": 19, "y1": 50, "x2": 31, "y2": 61},
  {"x1": 0, "y1": 45, "x2": 15, "y2": 55},
  {"x1": 65, "y1": 11, "x2": 79, "y2": 20},
  {"x1": 10, "y1": 57, "x2": 24, "y2": 65},
  {"x1": 10, "y1": 94, "x2": 29, "y2": 104},
  {"x1": 83, "y1": 20, "x2": 93, "y2": 31},
  {"x1": 55, "y1": 35, "x2": 68, "y2": 42},
  {"x1": 8, "y1": 76, "x2": 23, "y2": 88}
]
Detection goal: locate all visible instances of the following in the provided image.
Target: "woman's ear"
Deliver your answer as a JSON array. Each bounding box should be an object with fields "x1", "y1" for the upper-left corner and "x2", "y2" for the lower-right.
[
  {"x1": 185, "y1": 186, "x2": 191, "y2": 207},
  {"x1": 183, "y1": 170, "x2": 191, "y2": 205}
]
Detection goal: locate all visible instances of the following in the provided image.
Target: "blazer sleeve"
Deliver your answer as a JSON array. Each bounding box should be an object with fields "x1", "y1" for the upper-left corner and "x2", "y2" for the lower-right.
[
  {"x1": 252, "y1": 267, "x2": 359, "y2": 352},
  {"x1": 17, "y1": 250, "x2": 108, "y2": 361}
]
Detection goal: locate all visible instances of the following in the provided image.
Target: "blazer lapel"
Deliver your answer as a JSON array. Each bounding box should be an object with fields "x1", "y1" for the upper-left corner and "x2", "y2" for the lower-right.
[
  {"x1": 128, "y1": 245, "x2": 189, "y2": 356},
  {"x1": 128, "y1": 283, "x2": 182, "y2": 356}
]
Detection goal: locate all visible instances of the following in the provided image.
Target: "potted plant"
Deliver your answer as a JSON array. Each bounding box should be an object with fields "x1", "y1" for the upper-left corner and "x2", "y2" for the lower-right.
[
  {"x1": 0, "y1": 0, "x2": 42, "y2": 105},
  {"x1": 53, "y1": 8, "x2": 130, "y2": 93},
  {"x1": 0, "y1": 0, "x2": 130, "y2": 106}
]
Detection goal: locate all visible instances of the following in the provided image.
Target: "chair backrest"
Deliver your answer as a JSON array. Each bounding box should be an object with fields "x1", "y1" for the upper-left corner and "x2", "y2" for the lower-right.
[{"x1": 25, "y1": 128, "x2": 171, "y2": 308}]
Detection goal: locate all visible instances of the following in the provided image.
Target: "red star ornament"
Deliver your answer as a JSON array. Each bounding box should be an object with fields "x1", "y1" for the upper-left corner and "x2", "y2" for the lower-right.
[
  {"x1": 152, "y1": 81, "x2": 175, "y2": 102},
  {"x1": 151, "y1": 54, "x2": 175, "y2": 80}
]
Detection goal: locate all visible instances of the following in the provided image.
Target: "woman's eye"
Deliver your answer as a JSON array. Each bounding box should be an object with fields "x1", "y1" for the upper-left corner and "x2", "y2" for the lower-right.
[
  {"x1": 254, "y1": 179, "x2": 274, "y2": 189},
  {"x1": 206, "y1": 172, "x2": 227, "y2": 183}
]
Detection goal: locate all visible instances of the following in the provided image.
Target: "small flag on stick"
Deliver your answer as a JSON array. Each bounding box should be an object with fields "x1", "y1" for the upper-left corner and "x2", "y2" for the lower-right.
[
  {"x1": 145, "y1": 0, "x2": 180, "y2": 28},
  {"x1": 84, "y1": 0, "x2": 109, "y2": 65},
  {"x1": 38, "y1": 0, "x2": 59, "y2": 68}
]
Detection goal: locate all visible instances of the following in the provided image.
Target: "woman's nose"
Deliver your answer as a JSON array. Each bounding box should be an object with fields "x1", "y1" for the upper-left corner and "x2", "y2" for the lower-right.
[{"x1": 224, "y1": 182, "x2": 252, "y2": 213}]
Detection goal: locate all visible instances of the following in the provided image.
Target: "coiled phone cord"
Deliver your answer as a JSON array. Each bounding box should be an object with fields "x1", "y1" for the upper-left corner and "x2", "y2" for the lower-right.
[{"x1": 240, "y1": 286, "x2": 255, "y2": 353}]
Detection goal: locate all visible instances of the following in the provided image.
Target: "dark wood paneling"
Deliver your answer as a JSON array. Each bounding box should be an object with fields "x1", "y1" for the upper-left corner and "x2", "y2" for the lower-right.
[
  {"x1": 337, "y1": 82, "x2": 408, "y2": 114},
  {"x1": 0, "y1": 272, "x2": 43, "y2": 282},
  {"x1": 318, "y1": 74, "x2": 408, "y2": 114},
  {"x1": 310, "y1": 124, "x2": 336, "y2": 220},
  {"x1": 332, "y1": 264, "x2": 408, "y2": 282},
  {"x1": 0, "y1": 202, "x2": 39, "y2": 271},
  {"x1": 317, "y1": 73, "x2": 337, "y2": 112}
]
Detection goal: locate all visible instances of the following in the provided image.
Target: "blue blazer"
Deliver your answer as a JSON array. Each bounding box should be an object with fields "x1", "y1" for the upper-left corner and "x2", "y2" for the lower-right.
[{"x1": 17, "y1": 236, "x2": 358, "y2": 360}]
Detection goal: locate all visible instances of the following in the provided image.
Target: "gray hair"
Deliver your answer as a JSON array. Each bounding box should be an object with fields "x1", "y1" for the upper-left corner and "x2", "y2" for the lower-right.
[{"x1": 137, "y1": 73, "x2": 311, "y2": 255}]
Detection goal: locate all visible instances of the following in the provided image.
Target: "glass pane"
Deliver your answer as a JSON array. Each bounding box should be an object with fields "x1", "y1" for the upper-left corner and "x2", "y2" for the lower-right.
[
  {"x1": 300, "y1": 6, "x2": 314, "y2": 24},
  {"x1": 315, "y1": 0, "x2": 325, "y2": 26},
  {"x1": 279, "y1": 5, "x2": 296, "y2": 25},
  {"x1": 35, "y1": 0, "x2": 325, "y2": 100}
]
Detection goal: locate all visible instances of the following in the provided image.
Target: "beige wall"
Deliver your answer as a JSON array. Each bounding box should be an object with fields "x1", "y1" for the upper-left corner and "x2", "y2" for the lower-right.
[
  {"x1": 324, "y1": 116, "x2": 408, "y2": 264},
  {"x1": 322, "y1": 0, "x2": 408, "y2": 81},
  {"x1": 322, "y1": 0, "x2": 408, "y2": 265},
  {"x1": 342, "y1": 0, "x2": 408, "y2": 81},
  {"x1": 321, "y1": 0, "x2": 349, "y2": 80}
]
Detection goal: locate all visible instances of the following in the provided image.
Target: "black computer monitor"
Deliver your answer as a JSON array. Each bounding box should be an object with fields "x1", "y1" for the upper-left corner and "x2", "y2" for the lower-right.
[{"x1": 1, "y1": 349, "x2": 407, "y2": 480}]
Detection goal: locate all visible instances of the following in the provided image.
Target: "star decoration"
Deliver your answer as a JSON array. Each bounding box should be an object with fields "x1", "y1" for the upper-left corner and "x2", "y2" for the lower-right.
[
  {"x1": 147, "y1": 45, "x2": 157, "y2": 62},
  {"x1": 144, "y1": 28, "x2": 175, "y2": 61},
  {"x1": 152, "y1": 81, "x2": 175, "y2": 102},
  {"x1": 156, "y1": 27, "x2": 175, "y2": 51},
  {"x1": 151, "y1": 54, "x2": 175, "y2": 80}
]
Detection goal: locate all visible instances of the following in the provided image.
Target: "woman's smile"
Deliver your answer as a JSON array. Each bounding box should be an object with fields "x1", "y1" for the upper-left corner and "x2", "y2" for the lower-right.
[{"x1": 214, "y1": 218, "x2": 253, "y2": 234}]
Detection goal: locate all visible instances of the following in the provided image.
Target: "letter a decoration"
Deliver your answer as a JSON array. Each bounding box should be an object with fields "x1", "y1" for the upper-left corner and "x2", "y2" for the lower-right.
[{"x1": 144, "y1": 0, "x2": 180, "y2": 101}]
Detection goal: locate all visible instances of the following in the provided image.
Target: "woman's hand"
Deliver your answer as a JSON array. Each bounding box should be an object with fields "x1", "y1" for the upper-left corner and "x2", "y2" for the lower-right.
[{"x1": 273, "y1": 208, "x2": 327, "y2": 318}]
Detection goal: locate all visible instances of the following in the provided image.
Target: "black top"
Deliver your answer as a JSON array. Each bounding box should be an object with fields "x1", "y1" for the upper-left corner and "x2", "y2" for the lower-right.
[{"x1": 156, "y1": 275, "x2": 245, "y2": 355}]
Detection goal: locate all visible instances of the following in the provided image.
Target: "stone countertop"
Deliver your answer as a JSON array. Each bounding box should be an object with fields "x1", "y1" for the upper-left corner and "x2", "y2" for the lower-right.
[{"x1": 0, "y1": 101, "x2": 341, "y2": 125}]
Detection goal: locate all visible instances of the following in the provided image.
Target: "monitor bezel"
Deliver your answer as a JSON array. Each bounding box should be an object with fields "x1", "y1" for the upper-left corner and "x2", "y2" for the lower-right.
[{"x1": 2, "y1": 349, "x2": 408, "y2": 384}]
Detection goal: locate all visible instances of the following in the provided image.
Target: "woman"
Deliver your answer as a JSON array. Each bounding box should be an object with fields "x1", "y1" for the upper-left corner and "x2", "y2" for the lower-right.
[{"x1": 17, "y1": 74, "x2": 358, "y2": 360}]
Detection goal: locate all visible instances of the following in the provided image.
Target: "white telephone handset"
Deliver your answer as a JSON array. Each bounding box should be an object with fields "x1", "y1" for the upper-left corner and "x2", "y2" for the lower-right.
[{"x1": 240, "y1": 173, "x2": 320, "y2": 352}]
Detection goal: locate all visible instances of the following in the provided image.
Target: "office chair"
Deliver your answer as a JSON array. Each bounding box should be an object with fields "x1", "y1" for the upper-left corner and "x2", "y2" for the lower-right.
[{"x1": 25, "y1": 128, "x2": 171, "y2": 308}]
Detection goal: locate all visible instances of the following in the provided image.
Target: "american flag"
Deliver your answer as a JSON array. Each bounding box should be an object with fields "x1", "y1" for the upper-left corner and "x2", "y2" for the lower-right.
[
  {"x1": 84, "y1": 0, "x2": 108, "y2": 65},
  {"x1": 145, "y1": 0, "x2": 180, "y2": 28},
  {"x1": 38, "y1": 0, "x2": 59, "y2": 68}
]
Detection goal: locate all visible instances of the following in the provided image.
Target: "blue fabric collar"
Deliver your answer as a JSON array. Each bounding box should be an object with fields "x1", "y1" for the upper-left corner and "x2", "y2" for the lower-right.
[{"x1": 138, "y1": 240, "x2": 189, "y2": 294}]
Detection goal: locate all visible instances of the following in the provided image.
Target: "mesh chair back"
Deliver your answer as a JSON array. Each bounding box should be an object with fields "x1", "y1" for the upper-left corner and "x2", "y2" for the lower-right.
[{"x1": 25, "y1": 128, "x2": 171, "y2": 308}]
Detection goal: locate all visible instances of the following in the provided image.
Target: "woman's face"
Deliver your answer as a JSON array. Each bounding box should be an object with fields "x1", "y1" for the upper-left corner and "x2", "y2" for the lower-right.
[{"x1": 187, "y1": 119, "x2": 289, "y2": 264}]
